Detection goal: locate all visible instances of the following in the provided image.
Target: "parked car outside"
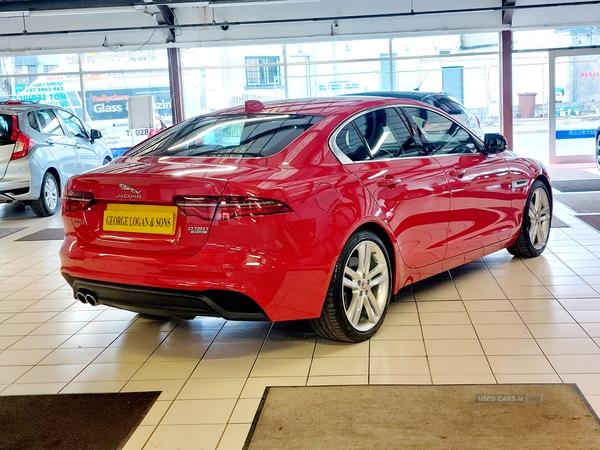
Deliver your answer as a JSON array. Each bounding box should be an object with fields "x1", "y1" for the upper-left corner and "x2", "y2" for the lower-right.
[
  {"x1": 60, "y1": 96, "x2": 552, "y2": 342},
  {"x1": 0, "y1": 100, "x2": 113, "y2": 216},
  {"x1": 345, "y1": 91, "x2": 485, "y2": 138}
]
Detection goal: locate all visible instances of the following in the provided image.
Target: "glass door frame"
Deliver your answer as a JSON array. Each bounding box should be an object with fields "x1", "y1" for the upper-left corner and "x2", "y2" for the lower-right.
[{"x1": 549, "y1": 48, "x2": 597, "y2": 164}]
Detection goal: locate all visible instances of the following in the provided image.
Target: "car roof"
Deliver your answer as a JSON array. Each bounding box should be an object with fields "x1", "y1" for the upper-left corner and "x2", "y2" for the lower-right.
[
  {"x1": 0, "y1": 101, "x2": 61, "y2": 114},
  {"x1": 211, "y1": 96, "x2": 431, "y2": 117},
  {"x1": 347, "y1": 91, "x2": 458, "y2": 101}
]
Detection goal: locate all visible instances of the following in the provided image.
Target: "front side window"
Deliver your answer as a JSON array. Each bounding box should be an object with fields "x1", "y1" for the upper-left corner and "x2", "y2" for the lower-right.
[
  {"x1": 126, "y1": 114, "x2": 322, "y2": 158},
  {"x1": 56, "y1": 109, "x2": 89, "y2": 139},
  {"x1": 402, "y1": 107, "x2": 478, "y2": 155}
]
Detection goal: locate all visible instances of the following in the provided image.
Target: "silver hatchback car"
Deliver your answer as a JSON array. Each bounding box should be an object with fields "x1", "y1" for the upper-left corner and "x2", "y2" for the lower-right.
[{"x1": 0, "y1": 100, "x2": 113, "y2": 216}]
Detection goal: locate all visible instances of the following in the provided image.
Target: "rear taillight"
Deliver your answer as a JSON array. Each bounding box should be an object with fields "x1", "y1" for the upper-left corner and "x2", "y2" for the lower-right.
[
  {"x1": 174, "y1": 196, "x2": 292, "y2": 221},
  {"x1": 10, "y1": 116, "x2": 35, "y2": 161},
  {"x1": 63, "y1": 191, "x2": 95, "y2": 213},
  {"x1": 173, "y1": 196, "x2": 220, "y2": 220}
]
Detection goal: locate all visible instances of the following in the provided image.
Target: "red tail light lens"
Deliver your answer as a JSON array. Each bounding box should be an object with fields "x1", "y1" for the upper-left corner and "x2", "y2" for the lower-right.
[
  {"x1": 173, "y1": 196, "x2": 220, "y2": 221},
  {"x1": 10, "y1": 116, "x2": 35, "y2": 161},
  {"x1": 63, "y1": 191, "x2": 95, "y2": 213},
  {"x1": 174, "y1": 196, "x2": 292, "y2": 221},
  {"x1": 218, "y1": 197, "x2": 292, "y2": 220}
]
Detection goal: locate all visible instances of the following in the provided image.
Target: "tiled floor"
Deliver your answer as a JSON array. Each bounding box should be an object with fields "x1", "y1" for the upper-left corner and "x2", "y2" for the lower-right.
[{"x1": 2, "y1": 170, "x2": 600, "y2": 449}]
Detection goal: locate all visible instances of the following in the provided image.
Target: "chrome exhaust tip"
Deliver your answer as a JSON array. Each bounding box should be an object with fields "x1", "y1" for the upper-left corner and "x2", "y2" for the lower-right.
[
  {"x1": 85, "y1": 293, "x2": 99, "y2": 307},
  {"x1": 75, "y1": 290, "x2": 101, "y2": 307}
]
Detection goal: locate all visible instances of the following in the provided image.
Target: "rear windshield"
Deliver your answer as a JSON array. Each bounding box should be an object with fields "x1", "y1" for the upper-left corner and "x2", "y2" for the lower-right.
[
  {"x1": 125, "y1": 113, "x2": 323, "y2": 158},
  {"x1": 0, "y1": 114, "x2": 14, "y2": 144}
]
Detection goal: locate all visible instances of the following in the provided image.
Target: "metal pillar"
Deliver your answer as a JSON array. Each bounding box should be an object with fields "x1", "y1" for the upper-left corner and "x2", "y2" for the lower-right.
[
  {"x1": 500, "y1": 30, "x2": 513, "y2": 149},
  {"x1": 167, "y1": 47, "x2": 185, "y2": 124}
]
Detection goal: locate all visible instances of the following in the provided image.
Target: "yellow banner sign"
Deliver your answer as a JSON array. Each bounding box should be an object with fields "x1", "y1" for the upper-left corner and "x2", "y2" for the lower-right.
[{"x1": 103, "y1": 204, "x2": 177, "y2": 235}]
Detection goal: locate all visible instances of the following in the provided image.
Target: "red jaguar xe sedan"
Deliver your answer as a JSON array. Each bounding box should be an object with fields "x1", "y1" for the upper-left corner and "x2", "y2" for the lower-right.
[{"x1": 60, "y1": 96, "x2": 552, "y2": 342}]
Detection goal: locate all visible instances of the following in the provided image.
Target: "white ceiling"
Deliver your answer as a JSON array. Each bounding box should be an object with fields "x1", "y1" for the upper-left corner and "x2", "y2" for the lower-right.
[{"x1": 0, "y1": 0, "x2": 599, "y2": 54}]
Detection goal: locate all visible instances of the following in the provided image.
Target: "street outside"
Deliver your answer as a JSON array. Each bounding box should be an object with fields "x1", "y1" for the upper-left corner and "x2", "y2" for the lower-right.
[{"x1": 481, "y1": 116, "x2": 598, "y2": 164}]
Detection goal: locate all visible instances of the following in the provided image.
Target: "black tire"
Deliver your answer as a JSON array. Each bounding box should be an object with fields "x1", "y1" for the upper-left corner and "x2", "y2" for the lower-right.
[
  {"x1": 310, "y1": 230, "x2": 392, "y2": 343},
  {"x1": 507, "y1": 179, "x2": 551, "y2": 258},
  {"x1": 103, "y1": 157, "x2": 112, "y2": 165},
  {"x1": 31, "y1": 172, "x2": 59, "y2": 217}
]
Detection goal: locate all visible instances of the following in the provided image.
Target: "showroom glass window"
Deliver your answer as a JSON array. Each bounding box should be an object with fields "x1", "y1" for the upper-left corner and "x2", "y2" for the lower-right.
[{"x1": 245, "y1": 56, "x2": 281, "y2": 87}]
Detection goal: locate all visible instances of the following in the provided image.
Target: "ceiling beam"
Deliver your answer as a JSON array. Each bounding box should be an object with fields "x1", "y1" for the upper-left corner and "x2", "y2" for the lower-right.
[
  {"x1": 0, "y1": 0, "x2": 209, "y2": 13},
  {"x1": 502, "y1": 0, "x2": 516, "y2": 25},
  {"x1": 144, "y1": 4, "x2": 176, "y2": 43}
]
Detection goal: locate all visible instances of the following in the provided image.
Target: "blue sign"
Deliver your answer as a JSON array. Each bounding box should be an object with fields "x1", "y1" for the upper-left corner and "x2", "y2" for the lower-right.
[{"x1": 555, "y1": 129, "x2": 596, "y2": 139}]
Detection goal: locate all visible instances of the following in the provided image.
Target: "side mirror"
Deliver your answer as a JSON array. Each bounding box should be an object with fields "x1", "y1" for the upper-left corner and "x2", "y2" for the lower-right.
[
  {"x1": 483, "y1": 133, "x2": 507, "y2": 154},
  {"x1": 90, "y1": 129, "x2": 102, "y2": 142}
]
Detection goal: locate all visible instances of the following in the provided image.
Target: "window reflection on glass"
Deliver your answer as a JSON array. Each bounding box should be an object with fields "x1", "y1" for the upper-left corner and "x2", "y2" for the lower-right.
[
  {"x1": 403, "y1": 106, "x2": 477, "y2": 155},
  {"x1": 128, "y1": 114, "x2": 322, "y2": 158}
]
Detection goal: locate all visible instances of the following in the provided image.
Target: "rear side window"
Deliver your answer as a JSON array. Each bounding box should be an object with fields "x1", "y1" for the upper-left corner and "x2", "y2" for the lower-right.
[
  {"x1": 36, "y1": 109, "x2": 65, "y2": 136},
  {"x1": 28, "y1": 112, "x2": 40, "y2": 132},
  {"x1": 0, "y1": 114, "x2": 13, "y2": 144},
  {"x1": 127, "y1": 114, "x2": 323, "y2": 158},
  {"x1": 335, "y1": 107, "x2": 424, "y2": 162}
]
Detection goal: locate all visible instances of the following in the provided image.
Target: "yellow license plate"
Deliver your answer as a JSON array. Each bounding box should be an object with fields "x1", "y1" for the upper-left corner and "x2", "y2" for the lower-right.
[{"x1": 103, "y1": 204, "x2": 177, "y2": 235}]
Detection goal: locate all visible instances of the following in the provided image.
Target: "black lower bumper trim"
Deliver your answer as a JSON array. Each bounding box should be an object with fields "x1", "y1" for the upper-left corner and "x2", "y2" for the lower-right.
[{"x1": 61, "y1": 273, "x2": 269, "y2": 321}]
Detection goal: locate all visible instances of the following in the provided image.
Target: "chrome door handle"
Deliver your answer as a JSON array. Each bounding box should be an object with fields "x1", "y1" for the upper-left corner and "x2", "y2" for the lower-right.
[{"x1": 45, "y1": 139, "x2": 55, "y2": 146}]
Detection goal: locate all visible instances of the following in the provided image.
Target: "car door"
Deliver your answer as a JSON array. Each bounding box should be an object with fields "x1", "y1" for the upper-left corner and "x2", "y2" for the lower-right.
[
  {"x1": 31, "y1": 108, "x2": 79, "y2": 181},
  {"x1": 55, "y1": 109, "x2": 102, "y2": 173},
  {"x1": 401, "y1": 106, "x2": 514, "y2": 259},
  {"x1": 333, "y1": 106, "x2": 450, "y2": 268}
]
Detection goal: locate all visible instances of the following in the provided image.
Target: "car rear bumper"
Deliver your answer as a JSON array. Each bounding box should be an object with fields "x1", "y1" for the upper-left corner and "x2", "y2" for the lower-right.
[
  {"x1": 59, "y1": 229, "x2": 335, "y2": 321},
  {"x1": 0, "y1": 181, "x2": 32, "y2": 202},
  {"x1": 62, "y1": 273, "x2": 269, "y2": 321},
  {"x1": 0, "y1": 155, "x2": 42, "y2": 202}
]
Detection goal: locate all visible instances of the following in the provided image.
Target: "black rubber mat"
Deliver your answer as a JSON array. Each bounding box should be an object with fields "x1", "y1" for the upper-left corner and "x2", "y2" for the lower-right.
[
  {"x1": 0, "y1": 227, "x2": 25, "y2": 239},
  {"x1": 0, "y1": 392, "x2": 160, "y2": 450},
  {"x1": 552, "y1": 179, "x2": 600, "y2": 192},
  {"x1": 16, "y1": 228, "x2": 66, "y2": 241},
  {"x1": 576, "y1": 214, "x2": 600, "y2": 232},
  {"x1": 554, "y1": 192, "x2": 600, "y2": 214}
]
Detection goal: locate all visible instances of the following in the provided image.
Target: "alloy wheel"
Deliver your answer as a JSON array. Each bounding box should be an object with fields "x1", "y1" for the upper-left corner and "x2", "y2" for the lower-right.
[
  {"x1": 527, "y1": 186, "x2": 551, "y2": 250},
  {"x1": 342, "y1": 239, "x2": 390, "y2": 332},
  {"x1": 44, "y1": 176, "x2": 58, "y2": 212}
]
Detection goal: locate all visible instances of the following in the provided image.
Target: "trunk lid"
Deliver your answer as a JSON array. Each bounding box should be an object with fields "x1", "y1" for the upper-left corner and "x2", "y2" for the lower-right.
[{"x1": 64, "y1": 157, "x2": 267, "y2": 255}]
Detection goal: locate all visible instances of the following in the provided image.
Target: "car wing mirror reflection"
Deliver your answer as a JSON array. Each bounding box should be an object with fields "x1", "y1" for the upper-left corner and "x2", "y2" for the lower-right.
[{"x1": 483, "y1": 133, "x2": 507, "y2": 154}]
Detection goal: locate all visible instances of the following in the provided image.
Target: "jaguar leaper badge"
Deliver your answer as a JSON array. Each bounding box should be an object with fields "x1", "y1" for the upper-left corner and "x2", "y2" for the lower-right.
[{"x1": 117, "y1": 183, "x2": 142, "y2": 199}]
